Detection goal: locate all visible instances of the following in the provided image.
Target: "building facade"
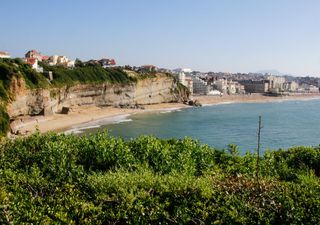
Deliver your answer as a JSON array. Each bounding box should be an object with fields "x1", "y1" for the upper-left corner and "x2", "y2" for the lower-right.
[
  {"x1": 25, "y1": 50, "x2": 43, "y2": 61},
  {"x1": 214, "y1": 78, "x2": 245, "y2": 94},
  {"x1": 192, "y1": 76, "x2": 210, "y2": 95},
  {"x1": 178, "y1": 72, "x2": 193, "y2": 95},
  {"x1": 0, "y1": 51, "x2": 10, "y2": 58},
  {"x1": 47, "y1": 55, "x2": 75, "y2": 67},
  {"x1": 283, "y1": 81, "x2": 299, "y2": 92},
  {"x1": 25, "y1": 58, "x2": 43, "y2": 73},
  {"x1": 240, "y1": 80, "x2": 269, "y2": 93},
  {"x1": 267, "y1": 75, "x2": 285, "y2": 91},
  {"x1": 99, "y1": 58, "x2": 116, "y2": 68}
]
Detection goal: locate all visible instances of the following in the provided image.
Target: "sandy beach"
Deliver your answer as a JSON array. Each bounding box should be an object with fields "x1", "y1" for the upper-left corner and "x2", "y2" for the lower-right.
[
  {"x1": 195, "y1": 93, "x2": 320, "y2": 105},
  {"x1": 16, "y1": 103, "x2": 189, "y2": 135},
  {"x1": 15, "y1": 93, "x2": 320, "y2": 136}
]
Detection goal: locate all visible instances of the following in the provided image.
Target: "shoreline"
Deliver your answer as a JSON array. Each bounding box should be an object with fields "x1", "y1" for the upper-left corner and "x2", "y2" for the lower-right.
[
  {"x1": 14, "y1": 103, "x2": 190, "y2": 136},
  {"x1": 195, "y1": 93, "x2": 320, "y2": 106},
  {"x1": 13, "y1": 93, "x2": 320, "y2": 136}
]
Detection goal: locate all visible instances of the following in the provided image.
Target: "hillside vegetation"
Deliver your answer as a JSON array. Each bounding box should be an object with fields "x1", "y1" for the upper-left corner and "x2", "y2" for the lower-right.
[
  {"x1": 0, "y1": 58, "x2": 49, "y2": 102},
  {"x1": 40, "y1": 63, "x2": 139, "y2": 87},
  {"x1": 0, "y1": 132, "x2": 319, "y2": 224}
]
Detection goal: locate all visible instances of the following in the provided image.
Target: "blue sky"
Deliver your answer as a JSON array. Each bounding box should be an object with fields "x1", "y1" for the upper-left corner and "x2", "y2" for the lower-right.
[{"x1": 1, "y1": 0, "x2": 320, "y2": 76}]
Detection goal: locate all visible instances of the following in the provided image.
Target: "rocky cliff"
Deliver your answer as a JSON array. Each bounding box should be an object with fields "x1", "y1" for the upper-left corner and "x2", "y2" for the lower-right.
[{"x1": 7, "y1": 73, "x2": 188, "y2": 119}]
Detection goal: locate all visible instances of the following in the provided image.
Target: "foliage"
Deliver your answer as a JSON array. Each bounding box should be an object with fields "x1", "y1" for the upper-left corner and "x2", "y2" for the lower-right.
[
  {"x1": 0, "y1": 61, "x2": 17, "y2": 101},
  {"x1": 18, "y1": 63, "x2": 49, "y2": 89},
  {"x1": 41, "y1": 64, "x2": 136, "y2": 87},
  {"x1": 0, "y1": 106, "x2": 9, "y2": 137},
  {"x1": 0, "y1": 132, "x2": 319, "y2": 224},
  {"x1": 173, "y1": 83, "x2": 190, "y2": 101},
  {"x1": 0, "y1": 59, "x2": 49, "y2": 98}
]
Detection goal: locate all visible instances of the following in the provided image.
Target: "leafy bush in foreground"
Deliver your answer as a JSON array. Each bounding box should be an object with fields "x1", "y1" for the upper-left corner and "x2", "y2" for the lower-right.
[{"x1": 0, "y1": 132, "x2": 319, "y2": 224}]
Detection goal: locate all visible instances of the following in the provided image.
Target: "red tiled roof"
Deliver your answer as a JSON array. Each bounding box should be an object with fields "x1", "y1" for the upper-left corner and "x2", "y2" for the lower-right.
[
  {"x1": 109, "y1": 59, "x2": 116, "y2": 65},
  {"x1": 99, "y1": 58, "x2": 116, "y2": 65},
  {"x1": 26, "y1": 58, "x2": 37, "y2": 65}
]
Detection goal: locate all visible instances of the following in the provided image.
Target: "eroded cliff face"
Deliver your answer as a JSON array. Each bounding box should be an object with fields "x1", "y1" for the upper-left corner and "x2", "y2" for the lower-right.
[{"x1": 7, "y1": 74, "x2": 184, "y2": 119}]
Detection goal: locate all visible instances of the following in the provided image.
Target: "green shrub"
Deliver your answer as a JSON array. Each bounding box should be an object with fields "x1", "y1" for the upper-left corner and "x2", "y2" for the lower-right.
[
  {"x1": 0, "y1": 59, "x2": 48, "y2": 90},
  {"x1": 43, "y1": 64, "x2": 136, "y2": 87},
  {"x1": 0, "y1": 132, "x2": 319, "y2": 224},
  {"x1": 0, "y1": 105, "x2": 9, "y2": 136}
]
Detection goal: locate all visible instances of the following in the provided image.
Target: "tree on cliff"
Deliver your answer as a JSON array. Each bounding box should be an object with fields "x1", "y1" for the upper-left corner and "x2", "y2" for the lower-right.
[{"x1": 75, "y1": 58, "x2": 84, "y2": 67}]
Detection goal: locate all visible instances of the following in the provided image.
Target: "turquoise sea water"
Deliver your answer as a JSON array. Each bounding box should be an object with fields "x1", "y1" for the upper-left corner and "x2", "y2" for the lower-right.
[{"x1": 76, "y1": 99, "x2": 320, "y2": 153}]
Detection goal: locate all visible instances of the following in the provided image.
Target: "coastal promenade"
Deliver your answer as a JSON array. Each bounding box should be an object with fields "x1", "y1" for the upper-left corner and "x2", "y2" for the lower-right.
[{"x1": 14, "y1": 93, "x2": 320, "y2": 136}]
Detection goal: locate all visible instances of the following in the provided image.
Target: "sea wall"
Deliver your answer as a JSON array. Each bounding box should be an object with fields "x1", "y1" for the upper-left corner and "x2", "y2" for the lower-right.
[{"x1": 7, "y1": 74, "x2": 184, "y2": 119}]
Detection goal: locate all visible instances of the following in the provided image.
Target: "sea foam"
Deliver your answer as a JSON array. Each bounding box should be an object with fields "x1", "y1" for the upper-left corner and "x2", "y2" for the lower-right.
[{"x1": 64, "y1": 114, "x2": 131, "y2": 134}]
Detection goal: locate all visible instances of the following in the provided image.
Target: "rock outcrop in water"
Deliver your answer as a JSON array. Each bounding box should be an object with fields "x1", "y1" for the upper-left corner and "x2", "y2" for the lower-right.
[{"x1": 187, "y1": 99, "x2": 202, "y2": 107}]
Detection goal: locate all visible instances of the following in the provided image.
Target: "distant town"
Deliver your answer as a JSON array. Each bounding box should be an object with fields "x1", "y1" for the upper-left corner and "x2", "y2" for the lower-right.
[
  {"x1": 176, "y1": 69, "x2": 320, "y2": 96},
  {"x1": 1, "y1": 50, "x2": 319, "y2": 96}
]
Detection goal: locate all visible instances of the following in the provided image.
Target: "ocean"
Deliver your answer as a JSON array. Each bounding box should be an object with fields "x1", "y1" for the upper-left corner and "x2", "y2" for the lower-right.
[{"x1": 68, "y1": 98, "x2": 320, "y2": 154}]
